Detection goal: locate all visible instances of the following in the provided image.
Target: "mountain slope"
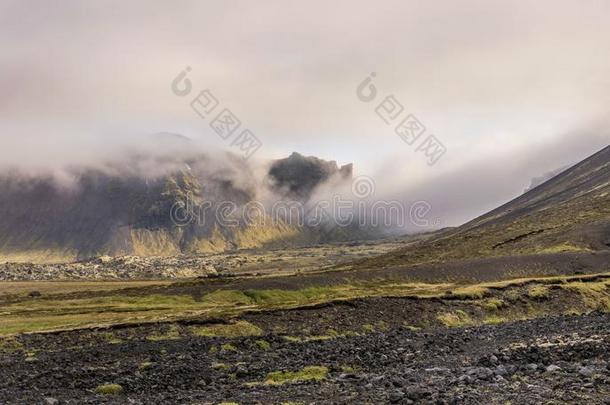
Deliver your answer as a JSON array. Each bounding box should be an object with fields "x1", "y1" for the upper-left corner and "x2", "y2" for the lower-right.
[{"x1": 357, "y1": 145, "x2": 610, "y2": 269}]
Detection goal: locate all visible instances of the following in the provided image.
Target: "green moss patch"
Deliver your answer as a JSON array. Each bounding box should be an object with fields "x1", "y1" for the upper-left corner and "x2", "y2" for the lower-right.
[
  {"x1": 0, "y1": 337, "x2": 23, "y2": 353},
  {"x1": 451, "y1": 285, "x2": 489, "y2": 299},
  {"x1": 95, "y1": 383, "x2": 123, "y2": 395},
  {"x1": 480, "y1": 298, "x2": 506, "y2": 311},
  {"x1": 437, "y1": 310, "x2": 473, "y2": 327},
  {"x1": 527, "y1": 285, "x2": 550, "y2": 299},
  {"x1": 255, "y1": 340, "x2": 271, "y2": 350},
  {"x1": 264, "y1": 366, "x2": 329, "y2": 385},
  {"x1": 190, "y1": 320, "x2": 262, "y2": 338},
  {"x1": 146, "y1": 325, "x2": 181, "y2": 341},
  {"x1": 221, "y1": 343, "x2": 238, "y2": 352}
]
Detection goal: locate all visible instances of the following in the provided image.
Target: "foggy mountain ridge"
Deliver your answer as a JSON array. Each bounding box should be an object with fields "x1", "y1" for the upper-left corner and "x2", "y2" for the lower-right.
[{"x1": 0, "y1": 147, "x2": 373, "y2": 263}]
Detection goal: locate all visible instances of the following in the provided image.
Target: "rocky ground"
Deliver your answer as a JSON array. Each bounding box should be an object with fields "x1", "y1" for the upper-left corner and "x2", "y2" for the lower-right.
[
  {"x1": 1, "y1": 309, "x2": 609, "y2": 404},
  {"x1": 0, "y1": 239, "x2": 407, "y2": 281}
]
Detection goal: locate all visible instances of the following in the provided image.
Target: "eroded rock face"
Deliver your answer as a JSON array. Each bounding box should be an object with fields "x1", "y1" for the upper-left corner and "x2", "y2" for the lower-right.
[{"x1": 268, "y1": 152, "x2": 352, "y2": 200}]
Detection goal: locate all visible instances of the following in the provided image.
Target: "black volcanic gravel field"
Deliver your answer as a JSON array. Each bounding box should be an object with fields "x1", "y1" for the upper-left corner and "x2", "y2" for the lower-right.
[{"x1": 1, "y1": 311, "x2": 609, "y2": 404}]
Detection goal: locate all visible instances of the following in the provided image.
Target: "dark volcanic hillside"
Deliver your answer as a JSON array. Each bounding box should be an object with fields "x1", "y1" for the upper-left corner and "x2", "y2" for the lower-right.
[{"x1": 357, "y1": 145, "x2": 610, "y2": 269}]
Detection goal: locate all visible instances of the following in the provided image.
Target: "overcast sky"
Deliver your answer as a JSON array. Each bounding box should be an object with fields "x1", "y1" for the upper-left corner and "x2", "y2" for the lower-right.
[{"x1": 1, "y1": 0, "x2": 609, "y2": 226}]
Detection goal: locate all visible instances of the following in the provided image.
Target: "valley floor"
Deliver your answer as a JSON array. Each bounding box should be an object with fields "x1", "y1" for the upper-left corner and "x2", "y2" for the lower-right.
[
  {"x1": 1, "y1": 311, "x2": 609, "y2": 404},
  {"x1": 1, "y1": 249, "x2": 609, "y2": 404}
]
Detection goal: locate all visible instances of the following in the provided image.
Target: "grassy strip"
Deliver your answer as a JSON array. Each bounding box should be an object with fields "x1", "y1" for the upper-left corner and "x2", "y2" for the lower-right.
[
  {"x1": 0, "y1": 281, "x2": 448, "y2": 335},
  {"x1": 190, "y1": 320, "x2": 262, "y2": 338},
  {"x1": 1, "y1": 273, "x2": 609, "y2": 336}
]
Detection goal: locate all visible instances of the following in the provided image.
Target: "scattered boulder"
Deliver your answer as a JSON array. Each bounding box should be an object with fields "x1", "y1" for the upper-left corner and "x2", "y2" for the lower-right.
[{"x1": 546, "y1": 365, "x2": 562, "y2": 373}]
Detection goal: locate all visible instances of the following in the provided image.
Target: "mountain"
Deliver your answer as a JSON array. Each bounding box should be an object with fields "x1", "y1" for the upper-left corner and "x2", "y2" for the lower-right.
[
  {"x1": 0, "y1": 148, "x2": 366, "y2": 263},
  {"x1": 268, "y1": 152, "x2": 353, "y2": 200},
  {"x1": 356, "y1": 145, "x2": 610, "y2": 269}
]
